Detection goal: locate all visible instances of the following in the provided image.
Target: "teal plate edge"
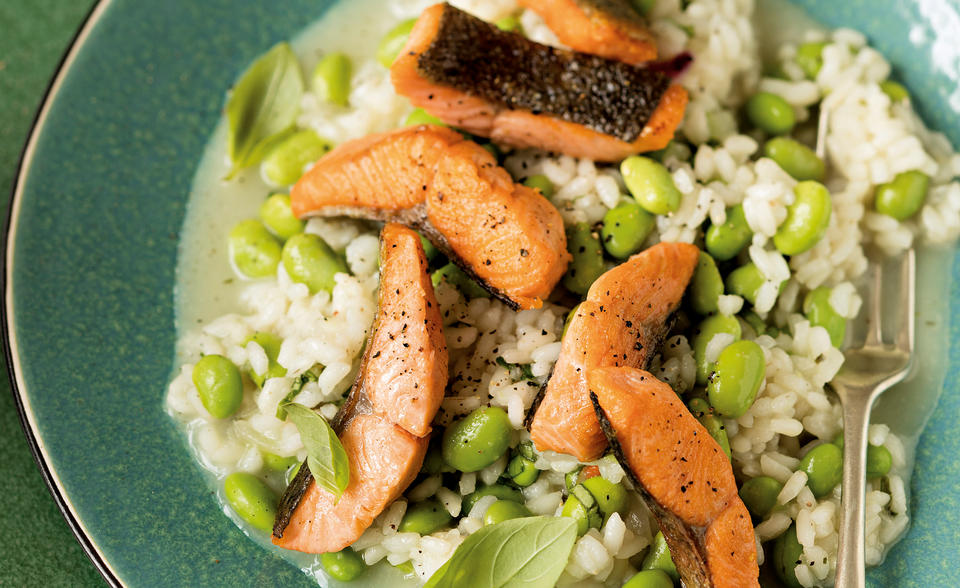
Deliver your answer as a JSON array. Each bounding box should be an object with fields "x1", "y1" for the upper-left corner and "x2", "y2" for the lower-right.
[{"x1": 3, "y1": 0, "x2": 958, "y2": 587}]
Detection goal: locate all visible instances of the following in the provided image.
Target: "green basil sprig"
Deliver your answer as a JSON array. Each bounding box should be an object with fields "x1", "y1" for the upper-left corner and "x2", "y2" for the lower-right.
[
  {"x1": 282, "y1": 402, "x2": 349, "y2": 501},
  {"x1": 225, "y1": 42, "x2": 304, "y2": 178},
  {"x1": 424, "y1": 516, "x2": 577, "y2": 588}
]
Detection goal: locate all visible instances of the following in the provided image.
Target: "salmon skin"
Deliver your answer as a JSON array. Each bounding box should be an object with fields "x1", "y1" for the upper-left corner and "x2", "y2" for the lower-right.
[
  {"x1": 272, "y1": 224, "x2": 447, "y2": 553},
  {"x1": 528, "y1": 242, "x2": 699, "y2": 461},
  {"x1": 588, "y1": 367, "x2": 760, "y2": 588},
  {"x1": 290, "y1": 125, "x2": 570, "y2": 310},
  {"x1": 517, "y1": 0, "x2": 658, "y2": 65},
  {"x1": 391, "y1": 3, "x2": 688, "y2": 162}
]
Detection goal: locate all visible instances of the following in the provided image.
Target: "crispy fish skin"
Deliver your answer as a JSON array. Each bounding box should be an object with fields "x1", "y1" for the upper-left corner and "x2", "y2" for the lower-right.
[
  {"x1": 588, "y1": 367, "x2": 759, "y2": 588},
  {"x1": 517, "y1": 0, "x2": 658, "y2": 65},
  {"x1": 529, "y1": 242, "x2": 699, "y2": 461}
]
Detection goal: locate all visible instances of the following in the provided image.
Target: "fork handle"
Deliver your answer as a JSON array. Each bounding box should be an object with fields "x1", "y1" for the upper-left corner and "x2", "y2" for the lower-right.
[{"x1": 833, "y1": 385, "x2": 875, "y2": 588}]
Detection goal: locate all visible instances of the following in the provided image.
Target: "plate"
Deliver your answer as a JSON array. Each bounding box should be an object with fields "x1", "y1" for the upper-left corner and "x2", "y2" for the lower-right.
[{"x1": 5, "y1": 0, "x2": 959, "y2": 585}]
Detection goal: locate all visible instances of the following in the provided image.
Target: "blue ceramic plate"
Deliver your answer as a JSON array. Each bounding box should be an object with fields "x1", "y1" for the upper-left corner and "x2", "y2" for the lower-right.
[{"x1": 5, "y1": 0, "x2": 959, "y2": 586}]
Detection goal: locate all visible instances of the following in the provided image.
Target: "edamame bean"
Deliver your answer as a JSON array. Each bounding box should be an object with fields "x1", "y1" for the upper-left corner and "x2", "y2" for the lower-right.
[
  {"x1": 399, "y1": 499, "x2": 452, "y2": 535},
  {"x1": 285, "y1": 460, "x2": 302, "y2": 485},
  {"x1": 874, "y1": 170, "x2": 929, "y2": 221},
  {"x1": 377, "y1": 19, "x2": 417, "y2": 67},
  {"x1": 262, "y1": 130, "x2": 333, "y2": 186},
  {"x1": 631, "y1": 0, "x2": 657, "y2": 16},
  {"x1": 773, "y1": 524, "x2": 804, "y2": 588},
  {"x1": 690, "y1": 251, "x2": 724, "y2": 315},
  {"x1": 563, "y1": 223, "x2": 606, "y2": 295},
  {"x1": 621, "y1": 156, "x2": 682, "y2": 215},
  {"x1": 687, "y1": 398, "x2": 731, "y2": 458},
  {"x1": 404, "y1": 108, "x2": 446, "y2": 127},
  {"x1": 193, "y1": 355, "x2": 243, "y2": 419},
  {"x1": 705, "y1": 204, "x2": 752, "y2": 261},
  {"x1": 739, "y1": 476, "x2": 783, "y2": 519},
  {"x1": 495, "y1": 15, "x2": 521, "y2": 32},
  {"x1": 798, "y1": 442, "x2": 843, "y2": 497},
  {"x1": 803, "y1": 287, "x2": 846, "y2": 347},
  {"x1": 506, "y1": 454, "x2": 539, "y2": 487},
  {"x1": 774, "y1": 180, "x2": 832, "y2": 255},
  {"x1": 693, "y1": 314, "x2": 742, "y2": 385},
  {"x1": 262, "y1": 451, "x2": 298, "y2": 472},
  {"x1": 260, "y1": 193, "x2": 305, "y2": 240},
  {"x1": 622, "y1": 570, "x2": 674, "y2": 588},
  {"x1": 562, "y1": 303, "x2": 581, "y2": 339},
  {"x1": 523, "y1": 174, "x2": 555, "y2": 199},
  {"x1": 441, "y1": 406, "x2": 512, "y2": 472},
  {"x1": 601, "y1": 202, "x2": 655, "y2": 259},
  {"x1": 462, "y1": 484, "x2": 523, "y2": 514},
  {"x1": 867, "y1": 444, "x2": 892, "y2": 478},
  {"x1": 795, "y1": 41, "x2": 827, "y2": 80},
  {"x1": 483, "y1": 500, "x2": 532, "y2": 525},
  {"x1": 431, "y1": 262, "x2": 489, "y2": 299},
  {"x1": 282, "y1": 233, "x2": 348, "y2": 294},
  {"x1": 321, "y1": 547, "x2": 366, "y2": 582},
  {"x1": 418, "y1": 232, "x2": 440, "y2": 262},
  {"x1": 581, "y1": 476, "x2": 628, "y2": 520},
  {"x1": 764, "y1": 137, "x2": 825, "y2": 182},
  {"x1": 707, "y1": 340, "x2": 765, "y2": 418},
  {"x1": 880, "y1": 80, "x2": 909, "y2": 103},
  {"x1": 746, "y1": 92, "x2": 796, "y2": 135},
  {"x1": 482, "y1": 142, "x2": 502, "y2": 162},
  {"x1": 312, "y1": 52, "x2": 352, "y2": 107},
  {"x1": 724, "y1": 262, "x2": 765, "y2": 305},
  {"x1": 224, "y1": 472, "x2": 277, "y2": 532},
  {"x1": 245, "y1": 331, "x2": 287, "y2": 386},
  {"x1": 560, "y1": 491, "x2": 602, "y2": 536},
  {"x1": 230, "y1": 219, "x2": 282, "y2": 278},
  {"x1": 641, "y1": 531, "x2": 679, "y2": 581}
]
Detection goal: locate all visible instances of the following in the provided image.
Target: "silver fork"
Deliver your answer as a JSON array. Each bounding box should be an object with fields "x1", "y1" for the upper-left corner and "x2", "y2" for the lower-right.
[{"x1": 830, "y1": 249, "x2": 915, "y2": 587}]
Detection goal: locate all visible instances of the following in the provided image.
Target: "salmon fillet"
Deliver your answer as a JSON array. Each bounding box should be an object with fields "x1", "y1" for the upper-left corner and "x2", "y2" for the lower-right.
[
  {"x1": 291, "y1": 126, "x2": 570, "y2": 310},
  {"x1": 529, "y1": 242, "x2": 699, "y2": 461},
  {"x1": 272, "y1": 224, "x2": 446, "y2": 553},
  {"x1": 391, "y1": 3, "x2": 687, "y2": 162},
  {"x1": 517, "y1": 0, "x2": 657, "y2": 65},
  {"x1": 588, "y1": 367, "x2": 759, "y2": 587}
]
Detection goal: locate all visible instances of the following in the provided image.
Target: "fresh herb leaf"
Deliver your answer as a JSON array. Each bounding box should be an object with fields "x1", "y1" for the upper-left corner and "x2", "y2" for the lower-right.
[
  {"x1": 495, "y1": 357, "x2": 535, "y2": 383},
  {"x1": 281, "y1": 402, "x2": 349, "y2": 501},
  {"x1": 225, "y1": 42, "x2": 304, "y2": 178},
  {"x1": 275, "y1": 368, "x2": 320, "y2": 420},
  {"x1": 424, "y1": 516, "x2": 576, "y2": 588}
]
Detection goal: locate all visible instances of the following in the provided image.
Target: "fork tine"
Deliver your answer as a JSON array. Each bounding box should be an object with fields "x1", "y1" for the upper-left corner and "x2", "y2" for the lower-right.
[
  {"x1": 897, "y1": 248, "x2": 916, "y2": 353},
  {"x1": 865, "y1": 259, "x2": 884, "y2": 347}
]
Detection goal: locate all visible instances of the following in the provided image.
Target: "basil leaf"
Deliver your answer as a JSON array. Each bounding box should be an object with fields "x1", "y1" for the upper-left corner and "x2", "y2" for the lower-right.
[
  {"x1": 282, "y1": 403, "x2": 349, "y2": 500},
  {"x1": 225, "y1": 42, "x2": 304, "y2": 178},
  {"x1": 424, "y1": 516, "x2": 577, "y2": 588},
  {"x1": 275, "y1": 367, "x2": 321, "y2": 420}
]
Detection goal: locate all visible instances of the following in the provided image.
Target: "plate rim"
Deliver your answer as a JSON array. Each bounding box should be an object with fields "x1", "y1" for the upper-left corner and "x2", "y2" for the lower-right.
[{"x1": 1, "y1": 0, "x2": 122, "y2": 586}]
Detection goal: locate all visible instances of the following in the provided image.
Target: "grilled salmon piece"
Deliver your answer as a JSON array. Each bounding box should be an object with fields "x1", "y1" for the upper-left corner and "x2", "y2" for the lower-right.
[
  {"x1": 588, "y1": 367, "x2": 759, "y2": 587},
  {"x1": 272, "y1": 224, "x2": 446, "y2": 553},
  {"x1": 517, "y1": 0, "x2": 657, "y2": 65},
  {"x1": 529, "y1": 242, "x2": 699, "y2": 461},
  {"x1": 290, "y1": 126, "x2": 570, "y2": 310},
  {"x1": 390, "y1": 3, "x2": 687, "y2": 162}
]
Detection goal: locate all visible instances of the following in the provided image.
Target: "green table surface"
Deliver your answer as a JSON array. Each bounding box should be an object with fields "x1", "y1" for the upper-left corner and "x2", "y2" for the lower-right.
[{"x1": 0, "y1": 1, "x2": 106, "y2": 585}]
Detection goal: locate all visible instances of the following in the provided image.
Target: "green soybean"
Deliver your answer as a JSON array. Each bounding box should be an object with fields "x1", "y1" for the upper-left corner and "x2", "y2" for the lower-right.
[
  {"x1": 262, "y1": 451, "x2": 298, "y2": 472},
  {"x1": 724, "y1": 262, "x2": 765, "y2": 305},
  {"x1": 764, "y1": 137, "x2": 825, "y2": 182},
  {"x1": 641, "y1": 531, "x2": 679, "y2": 581},
  {"x1": 880, "y1": 80, "x2": 910, "y2": 103},
  {"x1": 321, "y1": 547, "x2": 366, "y2": 582},
  {"x1": 701, "y1": 413, "x2": 732, "y2": 459},
  {"x1": 739, "y1": 476, "x2": 783, "y2": 519},
  {"x1": 708, "y1": 340, "x2": 765, "y2": 418},
  {"x1": 562, "y1": 303, "x2": 581, "y2": 339},
  {"x1": 867, "y1": 444, "x2": 893, "y2": 478},
  {"x1": 441, "y1": 406, "x2": 512, "y2": 472},
  {"x1": 746, "y1": 92, "x2": 796, "y2": 135},
  {"x1": 705, "y1": 204, "x2": 752, "y2": 261},
  {"x1": 874, "y1": 170, "x2": 929, "y2": 220},
  {"x1": 230, "y1": 219, "x2": 283, "y2": 278},
  {"x1": 693, "y1": 313, "x2": 742, "y2": 385},
  {"x1": 224, "y1": 472, "x2": 277, "y2": 532},
  {"x1": 462, "y1": 484, "x2": 523, "y2": 514},
  {"x1": 483, "y1": 500, "x2": 532, "y2": 525},
  {"x1": 601, "y1": 202, "x2": 655, "y2": 259},
  {"x1": 482, "y1": 142, "x2": 502, "y2": 162},
  {"x1": 282, "y1": 233, "x2": 348, "y2": 294},
  {"x1": 774, "y1": 180, "x2": 832, "y2": 255},
  {"x1": 312, "y1": 52, "x2": 352, "y2": 107},
  {"x1": 803, "y1": 287, "x2": 846, "y2": 347},
  {"x1": 418, "y1": 233, "x2": 440, "y2": 262},
  {"x1": 506, "y1": 454, "x2": 540, "y2": 487},
  {"x1": 690, "y1": 251, "x2": 724, "y2": 315},
  {"x1": 404, "y1": 108, "x2": 446, "y2": 127},
  {"x1": 262, "y1": 130, "x2": 333, "y2": 186},
  {"x1": 581, "y1": 476, "x2": 628, "y2": 520},
  {"x1": 245, "y1": 331, "x2": 287, "y2": 387},
  {"x1": 495, "y1": 15, "x2": 522, "y2": 32},
  {"x1": 795, "y1": 41, "x2": 827, "y2": 79},
  {"x1": 798, "y1": 442, "x2": 843, "y2": 497},
  {"x1": 399, "y1": 499, "x2": 452, "y2": 535},
  {"x1": 285, "y1": 460, "x2": 302, "y2": 485},
  {"x1": 377, "y1": 19, "x2": 417, "y2": 67},
  {"x1": 560, "y1": 492, "x2": 601, "y2": 536},
  {"x1": 773, "y1": 524, "x2": 804, "y2": 588},
  {"x1": 622, "y1": 570, "x2": 674, "y2": 588},
  {"x1": 193, "y1": 355, "x2": 244, "y2": 419},
  {"x1": 621, "y1": 156, "x2": 682, "y2": 215},
  {"x1": 631, "y1": 0, "x2": 657, "y2": 16},
  {"x1": 431, "y1": 262, "x2": 489, "y2": 299},
  {"x1": 563, "y1": 223, "x2": 606, "y2": 295},
  {"x1": 523, "y1": 174, "x2": 555, "y2": 199},
  {"x1": 260, "y1": 193, "x2": 305, "y2": 240}
]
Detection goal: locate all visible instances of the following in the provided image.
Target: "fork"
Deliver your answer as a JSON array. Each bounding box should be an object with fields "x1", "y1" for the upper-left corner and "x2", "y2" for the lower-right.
[{"x1": 830, "y1": 250, "x2": 915, "y2": 587}]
